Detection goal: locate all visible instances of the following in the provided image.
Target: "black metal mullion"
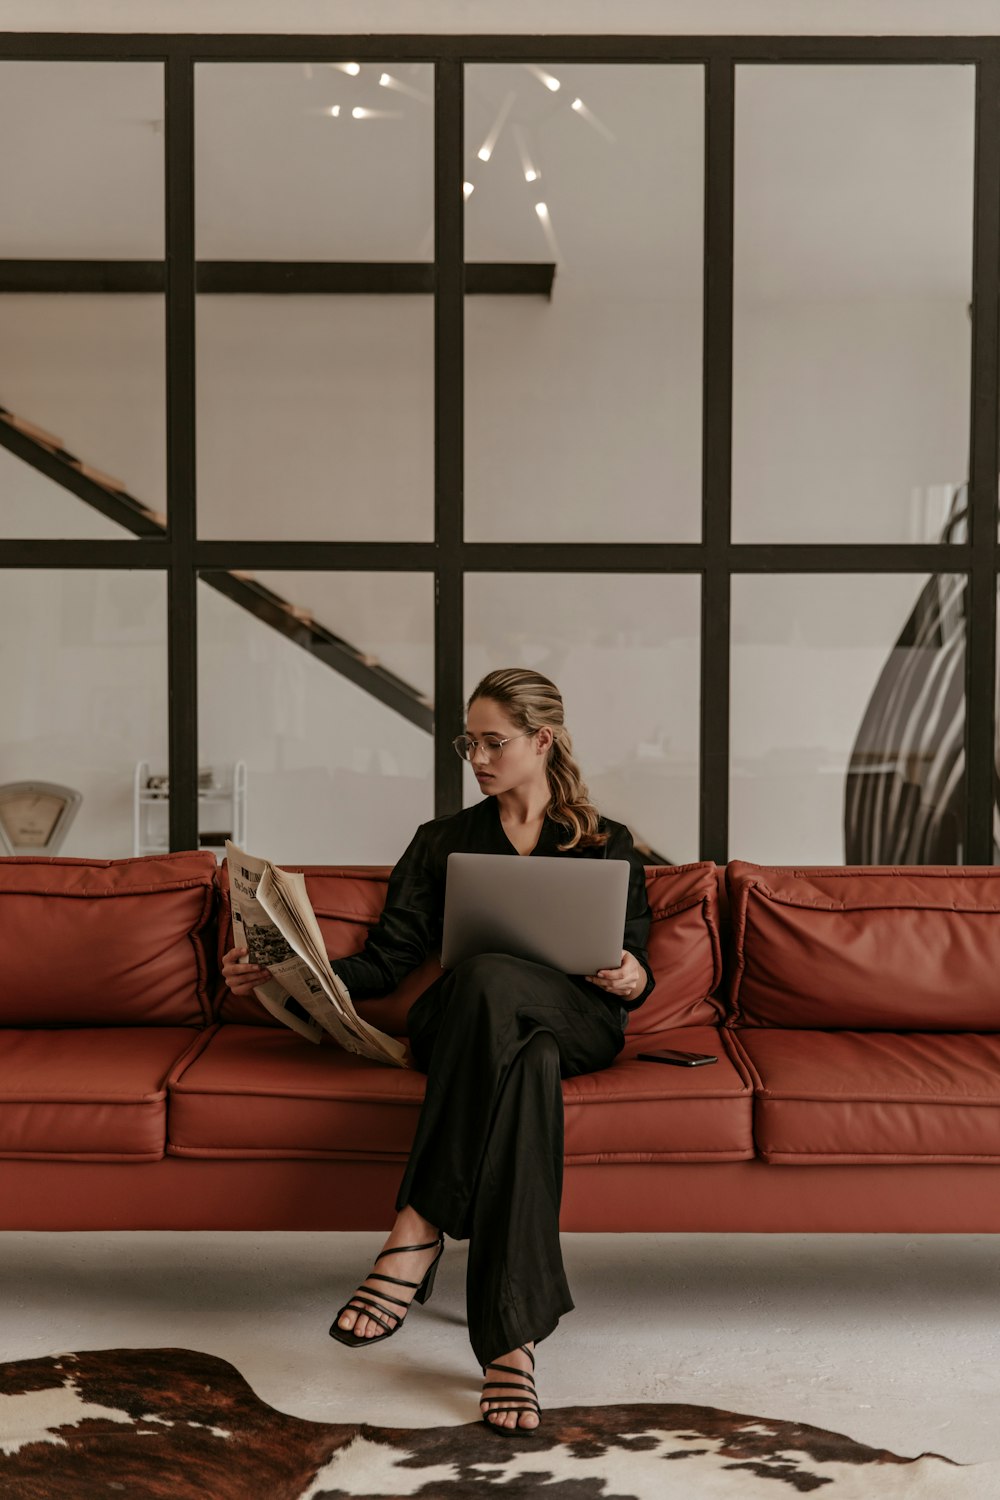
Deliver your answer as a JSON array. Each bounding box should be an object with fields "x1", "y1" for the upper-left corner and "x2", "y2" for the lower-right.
[
  {"x1": 2, "y1": 540, "x2": 170, "y2": 568},
  {"x1": 434, "y1": 61, "x2": 465, "y2": 818},
  {"x1": 0, "y1": 261, "x2": 163, "y2": 293},
  {"x1": 461, "y1": 544, "x2": 703, "y2": 572},
  {"x1": 9, "y1": 538, "x2": 962, "y2": 572},
  {"x1": 3, "y1": 35, "x2": 1000, "y2": 63},
  {"x1": 165, "y1": 52, "x2": 199, "y2": 853},
  {"x1": 0, "y1": 260, "x2": 554, "y2": 297},
  {"x1": 193, "y1": 542, "x2": 437, "y2": 570},
  {"x1": 728, "y1": 544, "x2": 969, "y2": 571},
  {"x1": 700, "y1": 58, "x2": 735, "y2": 866},
  {"x1": 965, "y1": 59, "x2": 1000, "y2": 863},
  {"x1": 459, "y1": 543, "x2": 968, "y2": 572}
]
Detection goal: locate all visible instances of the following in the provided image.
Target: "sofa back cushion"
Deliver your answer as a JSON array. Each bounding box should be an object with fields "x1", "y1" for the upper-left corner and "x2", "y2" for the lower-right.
[
  {"x1": 726, "y1": 860, "x2": 1000, "y2": 1030},
  {"x1": 0, "y1": 852, "x2": 218, "y2": 1026},
  {"x1": 630, "y1": 862, "x2": 723, "y2": 1031},
  {"x1": 215, "y1": 864, "x2": 434, "y2": 1036},
  {"x1": 217, "y1": 860, "x2": 723, "y2": 1034}
]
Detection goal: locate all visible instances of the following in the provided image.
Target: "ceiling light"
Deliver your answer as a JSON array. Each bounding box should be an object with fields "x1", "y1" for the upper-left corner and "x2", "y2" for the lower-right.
[
  {"x1": 463, "y1": 181, "x2": 475, "y2": 198},
  {"x1": 569, "y1": 98, "x2": 616, "y2": 142},
  {"x1": 476, "y1": 90, "x2": 516, "y2": 165},
  {"x1": 377, "y1": 72, "x2": 432, "y2": 104},
  {"x1": 512, "y1": 123, "x2": 541, "y2": 186},
  {"x1": 534, "y1": 201, "x2": 562, "y2": 262},
  {"x1": 331, "y1": 61, "x2": 360, "y2": 76},
  {"x1": 328, "y1": 105, "x2": 340, "y2": 117},
  {"x1": 352, "y1": 106, "x2": 366, "y2": 118},
  {"x1": 524, "y1": 64, "x2": 561, "y2": 92}
]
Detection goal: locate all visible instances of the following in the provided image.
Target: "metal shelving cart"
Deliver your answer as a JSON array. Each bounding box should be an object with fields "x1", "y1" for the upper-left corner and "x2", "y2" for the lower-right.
[{"x1": 133, "y1": 760, "x2": 247, "y2": 857}]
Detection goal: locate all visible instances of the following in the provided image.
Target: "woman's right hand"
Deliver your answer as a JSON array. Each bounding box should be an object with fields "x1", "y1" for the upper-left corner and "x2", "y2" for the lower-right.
[{"x1": 221, "y1": 944, "x2": 272, "y2": 996}]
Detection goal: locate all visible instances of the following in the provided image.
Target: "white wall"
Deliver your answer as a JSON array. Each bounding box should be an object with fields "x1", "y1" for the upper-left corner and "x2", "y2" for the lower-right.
[
  {"x1": 733, "y1": 298, "x2": 969, "y2": 543},
  {"x1": 3, "y1": 1, "x2": 999, "y2": 36}
]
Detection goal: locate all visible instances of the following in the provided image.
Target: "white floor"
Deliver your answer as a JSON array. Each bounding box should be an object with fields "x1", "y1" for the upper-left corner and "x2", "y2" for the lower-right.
[{"x1": 2, "y1": 1230, "x2": 998, "y2": 1465}]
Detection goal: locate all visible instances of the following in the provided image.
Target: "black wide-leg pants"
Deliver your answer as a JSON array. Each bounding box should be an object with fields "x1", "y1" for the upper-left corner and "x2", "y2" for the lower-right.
[{"x1": 395, "y1": 952, "x2": 626, "y2": 1368}]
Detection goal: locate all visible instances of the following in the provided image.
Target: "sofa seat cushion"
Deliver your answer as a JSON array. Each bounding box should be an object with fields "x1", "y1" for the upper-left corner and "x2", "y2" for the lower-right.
[
  {"x1": 566, "y1": 1027, "x2": 753, "y2": 1163},
  {"x1": 0, "y1": 1028, "x2": 207, "y2": 1160},
  {"x1": 167, "y1": 1024, "x2": 752, "y2": 1164},
  {"x1": 168, "y1": 1025, "x2": 427, "y2": 1160},
  {"x1": 733, "y1": 1029, "x2": 1000, "y2": 1164}
]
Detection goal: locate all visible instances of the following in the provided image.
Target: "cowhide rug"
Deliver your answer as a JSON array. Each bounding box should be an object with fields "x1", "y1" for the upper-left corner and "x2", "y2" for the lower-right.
[{"x1": 0, "y1": 1347, "x2": 993, "y2": 1499}]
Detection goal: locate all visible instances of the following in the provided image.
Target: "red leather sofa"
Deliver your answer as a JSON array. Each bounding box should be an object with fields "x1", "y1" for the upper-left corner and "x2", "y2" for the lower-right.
[{"x1": 1, "y1": 851, "x2": 998, "y2": 1233}]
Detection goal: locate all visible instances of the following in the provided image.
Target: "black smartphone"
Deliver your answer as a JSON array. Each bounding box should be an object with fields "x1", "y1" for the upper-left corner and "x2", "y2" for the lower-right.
[{"x1": 636, "y1": 1049, "x2": 718, "y2": 1067}]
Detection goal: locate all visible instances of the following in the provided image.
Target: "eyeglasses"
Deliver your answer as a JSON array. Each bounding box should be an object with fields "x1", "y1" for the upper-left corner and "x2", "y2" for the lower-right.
[{"x1": 452, "y1": 731, "x2": 535, "y2": 761}]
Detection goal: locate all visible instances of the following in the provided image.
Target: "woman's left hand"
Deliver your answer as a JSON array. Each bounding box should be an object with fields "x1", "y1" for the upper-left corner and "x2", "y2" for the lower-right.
[{"x1": 585, "y1": 948, "x2": 645, "y2": 1001}]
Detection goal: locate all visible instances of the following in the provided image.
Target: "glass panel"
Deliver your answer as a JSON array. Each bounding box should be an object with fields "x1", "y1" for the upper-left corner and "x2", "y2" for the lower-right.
[
  {"x1": 0, "y1": 570, "x2": 167, "y2": 859},
  {"x1": 195, "y1": 62, "x2": 434, "y2": 541},
  {"x1": 464, "y1": 64, "x2": 703, "y2": 543},
  {"x1": 0, "y1": 63, "x2": 166, "y2": 538},
  {"x1": 0, "y1": 447, "x2": 134, "y2": 539},
  {"x1": 732, "y1": 65, "x2": 974, "y2": 544},
  {"x1": 195, "y1": 62, "x2": 433, "y2": 260},
  {"x1": 198, "y1": 572, "x2": 434, "y2": 862},
  {"x1": 464, "y1": 573, "x2": 700, "y2": 863},
  {"x1": 731, "y1": 573, "x2": 967, "y2": 864},
  {"x1": 0, "y1": 61, "x2": 164, "y2": 256},
  {"x1": 195, "y1": 297, "x2": 433, "y2": 540}
]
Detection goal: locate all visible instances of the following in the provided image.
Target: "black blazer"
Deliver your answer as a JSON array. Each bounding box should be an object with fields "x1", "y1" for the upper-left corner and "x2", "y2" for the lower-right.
[{"x1": 330, "y1": 796, "x2": 655, "y2": 1012}]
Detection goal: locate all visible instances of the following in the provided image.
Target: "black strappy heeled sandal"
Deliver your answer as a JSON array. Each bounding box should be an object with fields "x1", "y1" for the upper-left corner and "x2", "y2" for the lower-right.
[
  {"x1": 480, "y1": 1343, "x2": 541, "y2": 1432},
  {"x1": 328, "y1": 1235, "x2": 444, "y2": 1349}
]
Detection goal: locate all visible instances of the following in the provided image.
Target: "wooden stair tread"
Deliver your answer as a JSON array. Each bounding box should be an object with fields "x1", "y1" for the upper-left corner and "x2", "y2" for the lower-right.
[
  {"x1": 1, "y1": 410, "x2": 65, "y2": 451},
  {"x1": 67, "y1": 458, "x2": 128, "y2": 494}
]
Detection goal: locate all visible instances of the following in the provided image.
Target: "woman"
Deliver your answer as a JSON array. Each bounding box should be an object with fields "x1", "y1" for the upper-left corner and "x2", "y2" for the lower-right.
[{"x1": 222, "y1": 667, "x2": 655, "y2": 1433}]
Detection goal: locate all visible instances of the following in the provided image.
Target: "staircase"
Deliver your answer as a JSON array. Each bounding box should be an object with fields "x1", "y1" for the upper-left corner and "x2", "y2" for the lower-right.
[{"x1": 0, "y1": 403, "x2": 431, "y2": 730}]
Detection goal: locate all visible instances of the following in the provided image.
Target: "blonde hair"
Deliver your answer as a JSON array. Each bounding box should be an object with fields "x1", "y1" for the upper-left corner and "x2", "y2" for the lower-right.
[{"x1": 467, "y1": 667, "x2": 608, "y2": 851}]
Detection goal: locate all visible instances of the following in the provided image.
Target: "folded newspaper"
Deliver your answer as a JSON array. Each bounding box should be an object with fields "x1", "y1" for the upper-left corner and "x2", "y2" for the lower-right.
[{"x1": 225, "y1": 841, "x2": 408, "y2": 1068}]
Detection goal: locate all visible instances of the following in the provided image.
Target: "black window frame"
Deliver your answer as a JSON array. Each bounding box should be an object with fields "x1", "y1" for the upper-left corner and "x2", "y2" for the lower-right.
[{"x1": 1, "y1": 32, "x2": 997, "y2": 863}]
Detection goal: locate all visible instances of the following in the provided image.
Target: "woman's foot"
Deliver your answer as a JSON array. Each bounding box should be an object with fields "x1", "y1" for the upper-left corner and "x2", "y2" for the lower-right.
[
  {"x1": 480, "y1": 1343, "x2": 540, "y2": 1431},
  {"x1": 333, "y1": 1208, "x2": 442, "y2": 1343}
]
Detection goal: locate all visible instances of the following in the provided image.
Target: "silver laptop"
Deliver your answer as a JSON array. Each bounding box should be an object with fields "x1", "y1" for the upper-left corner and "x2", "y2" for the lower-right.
[{"x1": 441, "y1": 852, "x2": 630, "y2": 974}]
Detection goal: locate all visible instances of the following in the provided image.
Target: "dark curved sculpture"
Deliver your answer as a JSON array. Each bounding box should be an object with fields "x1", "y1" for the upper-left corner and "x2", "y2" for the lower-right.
[{"x1": 843, "y1": 486, "x2": 1000, "y2": 863}]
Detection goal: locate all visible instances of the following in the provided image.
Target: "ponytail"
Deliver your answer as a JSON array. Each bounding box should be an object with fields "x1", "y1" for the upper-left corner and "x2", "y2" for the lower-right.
[{"x1": 544, "y1": 725, "x2": 608, "y2": 852}]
